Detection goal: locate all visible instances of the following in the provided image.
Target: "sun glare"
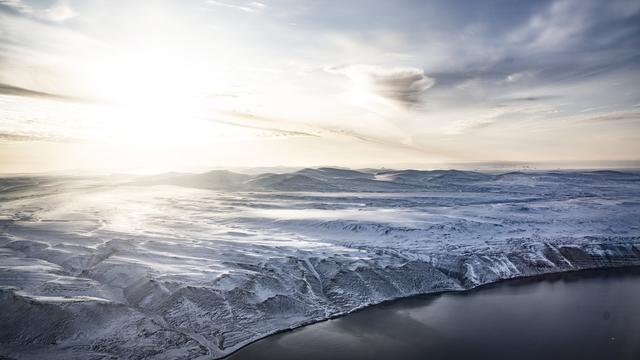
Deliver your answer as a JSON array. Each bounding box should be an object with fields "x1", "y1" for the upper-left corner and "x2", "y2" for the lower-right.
[{"x1": 85, "y1": 49, "x2": 211, "y2": 146}]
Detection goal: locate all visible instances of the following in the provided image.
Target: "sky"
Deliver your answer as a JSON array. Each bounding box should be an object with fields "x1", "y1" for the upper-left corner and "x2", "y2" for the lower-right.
[{"x1": 0, "y1": 0, "x2": 639, "y2": 173}]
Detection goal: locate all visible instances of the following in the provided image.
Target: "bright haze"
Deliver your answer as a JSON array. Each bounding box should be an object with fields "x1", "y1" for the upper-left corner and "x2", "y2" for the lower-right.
[{"x1": 0, "y1": 0, "x2": 639, "y2": 173}]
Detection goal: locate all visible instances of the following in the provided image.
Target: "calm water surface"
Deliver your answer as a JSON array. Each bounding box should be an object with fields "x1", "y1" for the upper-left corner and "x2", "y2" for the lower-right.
[{"x1": 229, "y1": 268, "x2": 640, "y2": 360}]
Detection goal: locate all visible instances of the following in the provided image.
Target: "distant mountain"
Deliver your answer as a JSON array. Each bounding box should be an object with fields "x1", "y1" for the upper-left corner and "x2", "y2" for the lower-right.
[
  {"x1": 374, "y1": 169, "x2": 493, "y2": 186},
  {"x1": 296, "y1": 167, "x2": 373, "y2": 180},
  {"x1": 136, "y1": 170, "x2": 251, "y2": 190},
  {"x1": 132, "y1": 168, "x2": 639, "y2": 192},
  {"x1": 496, "y1": 170, "x2": 640, "y2": 183},
  {"x1": 246, "y1": 173, "x2": 340, "y2": 191}
]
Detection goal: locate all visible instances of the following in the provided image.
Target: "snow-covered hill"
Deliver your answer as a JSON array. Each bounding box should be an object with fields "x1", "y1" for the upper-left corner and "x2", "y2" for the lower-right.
[{"x1": 1, "y1": 168, "x2": 639, "y2": 359}]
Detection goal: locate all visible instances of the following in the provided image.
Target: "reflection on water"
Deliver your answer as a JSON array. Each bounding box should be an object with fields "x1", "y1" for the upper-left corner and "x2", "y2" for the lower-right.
[{"x1": 229, "y1": 268, "x2": 640, "y2": 360}]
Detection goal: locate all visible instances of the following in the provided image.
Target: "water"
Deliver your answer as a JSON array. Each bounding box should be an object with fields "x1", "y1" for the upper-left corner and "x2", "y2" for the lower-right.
[{"x1": 228, "y1": 268, "x2": 640, "y2": 360}]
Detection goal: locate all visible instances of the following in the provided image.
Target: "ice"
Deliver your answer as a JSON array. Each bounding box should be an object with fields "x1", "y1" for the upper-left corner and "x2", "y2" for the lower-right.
[{"x1": 1, "y1": 168, "x2": 639, "y2": 359}]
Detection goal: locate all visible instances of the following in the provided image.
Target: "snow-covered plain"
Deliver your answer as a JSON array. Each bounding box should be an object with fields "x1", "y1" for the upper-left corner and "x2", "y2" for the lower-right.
[{"x1": 1, "y1": 168, "x2": 639, "y2": 359}]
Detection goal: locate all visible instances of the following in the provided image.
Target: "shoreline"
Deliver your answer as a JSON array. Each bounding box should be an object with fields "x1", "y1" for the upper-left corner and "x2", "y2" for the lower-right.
[{"x1": 221, "y1": 264, "x2": 640, "y2": 359}]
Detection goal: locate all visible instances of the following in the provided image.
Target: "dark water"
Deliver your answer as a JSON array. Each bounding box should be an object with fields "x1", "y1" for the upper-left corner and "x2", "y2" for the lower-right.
[{"x1": 228, "y1": 268, "x2": 640, "y2": 360}]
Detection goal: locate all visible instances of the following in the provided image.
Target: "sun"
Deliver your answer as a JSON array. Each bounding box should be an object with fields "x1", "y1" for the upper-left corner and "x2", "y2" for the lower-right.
[{"x1": 85, "y1": 49, "x2": 210, "y2": 146}]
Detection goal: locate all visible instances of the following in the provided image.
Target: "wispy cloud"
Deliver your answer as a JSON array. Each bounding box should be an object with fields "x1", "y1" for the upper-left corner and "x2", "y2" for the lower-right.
[
  {"x1": 0, "y1": 0, "x2": 29, "y2": 13},
  {"x1": 0, "y1": 0, "x2": 75, "y2": 22},
  {"x1": 207, "y1": 0, "x2": 266, "y2": 13},
  {"x1": 0, "y1": 130, "x2": 85, "y2": 143},
  {"x1": 0, "y1": 83, "x2": 91, "y2": 102},
  {"x1": 503, "y1": 71, "x2": 534, "y2": 84},
  {"x1": 42, "y1": 1, "x2": 74, "y2": 22},
  {"x1": 0, "y1": 132, "x2": 40, "y2": 141},
  {"x1": 218, "y1": 110, "x2": 446, "y2": 157},
  {"x1": 508, "y1": 0, "x2": 640, "y2": 53},
  {"x1": 212, "y1": 112, "x2": 318, "y2": 138},
  {"x1": 583, "y1": 109, "x2": 640, "y2": 123}
]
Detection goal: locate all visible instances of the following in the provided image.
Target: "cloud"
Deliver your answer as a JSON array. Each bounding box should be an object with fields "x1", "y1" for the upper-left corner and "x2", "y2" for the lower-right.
[
  {"x1": 42, "y1": 1, "x2": 74, "y2": 22},
  {"x1": 498, "y1": 95, "x2": 560, "y2": 103},
  {"x1": 0, "y1": 82, "x2": 102, "y2": 104},
  {"x1": 249, "y1": 2, "x2": 266, "y2": 8},
  {"x1": 503, "y1": 71, "x2": 534, "y2": 83},
  {"x1": 207, "y1": 0, "x2": 266, "y2": 13},
  {"x1": 0, "y1": 0, "x2": 29, "y2": 13},
  {"x1": 583, "y1": 109, "x2": 640, "y2": 122},
  {"x1": 221, "y1": 110, "x2": 443, "y2": 156},
  {"x1": 0, "y1": 0, "x2": 75, "y2": 22},
  {"x1": 213, "y1": 118, "x2": 318, "y2": 138},
  {"x1": 327, "y1": 64, "x2": 435, "y2": 106},
  {"x1": 0, "y1": 82, "x2": 74, "y2": 100},
  {"x1": 0, "y1": 131, "x2": 83, "y2": 143},
  {"x1": 0, "y1": 132, "x2": 40, "y2": 141},
  {"x1": 508, "y1": 0, "x2": 592, "y2": 51},
  {"x1": 508, "y1": 0, "x2": 640, "y2": 53},
  {"x1": 443, "y1": 102, "x2": 561, "y2": 135}
]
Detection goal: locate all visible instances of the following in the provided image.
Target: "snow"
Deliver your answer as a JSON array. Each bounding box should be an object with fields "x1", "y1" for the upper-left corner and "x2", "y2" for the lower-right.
[{"x1": 1, "y1": 168, "x2": 639, "y2": 359}]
